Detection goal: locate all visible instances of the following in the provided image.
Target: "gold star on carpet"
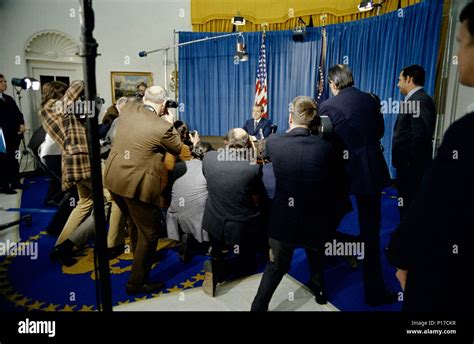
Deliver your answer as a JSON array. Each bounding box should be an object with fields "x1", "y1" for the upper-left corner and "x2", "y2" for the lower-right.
[
  {"x1": 117, "y1": 300, "x2": 130, "y2": 305},
  {"x1": 192, "y1": 273, "x2": 205, "y2": 281},
  {"x1": 151, "y1": 292, "x2": 163, "y2": 298},
  {"x1": 167, "y1": 285, "x2": 181, "y2": 293},
  {"x1": 29, "y1": 235, "x2": 41, "y2": 241},
  {"x1": 7, "y1": 292, "x2": 22, "y2": 302},
  {"x1": 180, "y1": 279, "x2": 196, "y2": 289},
  {"x1": 43, "y1": 303, "x2": 61, "y2": 312},
  {"x1": 134, "y1": 296, "x2": 148, "y2": 302},
  {"x1": 78, "y1": 305, "x2": 94, "y2": 312},
  {"x1": 390, "y1": 195, "x2": 397, "y2": 199},
  {"x1": 0, "y1": 266, "x2": 8, "y2": 273},
  {"x1": 58, "y1": 304, "x2": 76, "y2": 312},
  {"x1": 26, "y1": 300, "x2": 45, "y2": 311},
  {"x1": 39, "y1": 231, "x2": 48, "y2": 235},
  {"x1": 15, "y1": 296, "x2": 32, "y2": 307}
]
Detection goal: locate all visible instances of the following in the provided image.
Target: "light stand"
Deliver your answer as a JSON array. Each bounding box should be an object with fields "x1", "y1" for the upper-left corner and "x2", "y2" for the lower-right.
[{"x1": 79, "y1": 0, "x2": 112, "y2": 312}]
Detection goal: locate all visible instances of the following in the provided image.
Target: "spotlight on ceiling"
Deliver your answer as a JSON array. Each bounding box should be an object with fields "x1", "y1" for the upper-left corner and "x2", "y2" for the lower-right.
[
  {"x1": 11, "y1": 77, "x2": 40, "y2": 91},
  {"x1": 357, "y1": 1, "x2": 382, "y2": 12},
  {"x1": 292, "y1": 18, "x2": 307, "y2": 42},
  {"x1": 231, "y1": 15, "x2": 246, "y2": 26}
]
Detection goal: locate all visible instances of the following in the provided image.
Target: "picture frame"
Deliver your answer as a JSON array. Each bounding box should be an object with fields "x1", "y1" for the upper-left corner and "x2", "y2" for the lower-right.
[{"x1": 110, "y1": 71, "x2": 153, "y2": 103}]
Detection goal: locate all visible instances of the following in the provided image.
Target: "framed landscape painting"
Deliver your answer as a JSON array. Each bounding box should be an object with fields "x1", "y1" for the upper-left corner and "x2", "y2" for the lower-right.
[{"x1": 110, "y1": 71, "x2": 153, "y2": 103}]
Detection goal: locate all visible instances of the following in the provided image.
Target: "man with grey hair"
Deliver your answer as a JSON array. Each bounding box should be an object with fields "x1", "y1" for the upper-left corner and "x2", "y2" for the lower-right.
[
  {"x1": 104, "y1": 85, "x2": 182, "y2": 295},
  {"x1": 251, "y1": 96, "x2": 351, "y2": 311}
]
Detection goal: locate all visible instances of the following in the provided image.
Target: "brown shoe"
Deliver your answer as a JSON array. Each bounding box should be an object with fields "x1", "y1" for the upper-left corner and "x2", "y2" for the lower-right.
[
  {"x1": 126, "y1": 281, "x2": 165, "y2": 295},
  {"x1": 202, "y1": 260, "x2": 218, "y2": 297}
]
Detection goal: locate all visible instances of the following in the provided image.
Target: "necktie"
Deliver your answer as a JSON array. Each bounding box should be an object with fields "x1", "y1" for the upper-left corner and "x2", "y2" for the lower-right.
[{"x1": 254, "y1": 120, "x2": 258, "y2": 131}]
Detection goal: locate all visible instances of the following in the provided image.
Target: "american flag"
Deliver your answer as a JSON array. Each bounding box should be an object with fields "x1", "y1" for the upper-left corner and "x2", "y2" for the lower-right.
[
  {"x1": 316, "y1": 27, "x2": 327, "y2": 104},
  {"x1": 254, "y1": 32, "x2": 268, "y2": 118}
]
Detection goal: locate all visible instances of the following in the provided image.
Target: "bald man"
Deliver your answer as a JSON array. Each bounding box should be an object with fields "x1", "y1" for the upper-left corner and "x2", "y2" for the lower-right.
[{"x1": 104, "y1": 86, "x2": 182, "y2": 295}]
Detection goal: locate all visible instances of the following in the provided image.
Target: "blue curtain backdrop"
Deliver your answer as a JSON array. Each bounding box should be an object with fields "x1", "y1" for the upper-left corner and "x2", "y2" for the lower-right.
[{"x1": 178, "y1": 0, "x2": 443, "y2": 176}]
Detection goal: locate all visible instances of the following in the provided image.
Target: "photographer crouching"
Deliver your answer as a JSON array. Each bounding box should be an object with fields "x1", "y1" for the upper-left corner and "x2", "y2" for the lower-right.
[{"x1": 104, "y1": 85, "x2": 182, "y2": 295}]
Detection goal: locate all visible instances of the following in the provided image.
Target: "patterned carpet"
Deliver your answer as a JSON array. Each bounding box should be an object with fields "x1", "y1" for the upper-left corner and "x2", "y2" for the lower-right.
[{"x1": 0, "y1": 175, "x2": 402, "y2": 311}]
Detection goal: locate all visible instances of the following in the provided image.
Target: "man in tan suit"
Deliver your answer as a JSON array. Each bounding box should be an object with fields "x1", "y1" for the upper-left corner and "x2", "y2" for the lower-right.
[{"x1": 104, "y1": 86, "x2": 182, "y2": 295}]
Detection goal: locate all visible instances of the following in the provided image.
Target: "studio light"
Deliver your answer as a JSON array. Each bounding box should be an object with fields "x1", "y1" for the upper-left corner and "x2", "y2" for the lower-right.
[
  {"x1": 231, "y1": 15, "x2": 246, "y2": 26},
  {"x1": 11, "y1": 77, "x2": 40, "y2": 91},
  {"x1": 292, "y1": 18, "x2": 307, "y2": 42},
  {"x1": 235, "y1": 33, "x2": 248, "y2": 62},
  {"x1": 358, "y1": 1, "x2": 382, "y2": 12}
]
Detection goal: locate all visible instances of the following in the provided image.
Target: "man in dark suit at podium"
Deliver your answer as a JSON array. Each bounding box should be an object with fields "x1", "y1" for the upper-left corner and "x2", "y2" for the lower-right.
[{"x1": 242, "y1": 105, "x2": 272, "y2": 140}]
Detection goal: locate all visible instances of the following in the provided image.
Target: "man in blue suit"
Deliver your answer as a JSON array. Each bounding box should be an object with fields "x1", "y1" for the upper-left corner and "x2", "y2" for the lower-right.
[
  {"x1": 319, "y1": 64, "x2": 394, "y2": 306},
  {"x1": 242, "y1": 105, "x2": 272, "y2": 140}
]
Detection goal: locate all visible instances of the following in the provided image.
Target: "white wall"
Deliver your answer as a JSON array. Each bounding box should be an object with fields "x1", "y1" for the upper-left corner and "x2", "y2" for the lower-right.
[{"x1": 0, "y1": 0, "x2": 192, "y2": 131}]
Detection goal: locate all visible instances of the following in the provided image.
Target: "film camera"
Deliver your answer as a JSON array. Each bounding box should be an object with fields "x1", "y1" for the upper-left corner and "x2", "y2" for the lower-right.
[{"x1": 165, "y1": 99, "x2": 178, "y2": 109}]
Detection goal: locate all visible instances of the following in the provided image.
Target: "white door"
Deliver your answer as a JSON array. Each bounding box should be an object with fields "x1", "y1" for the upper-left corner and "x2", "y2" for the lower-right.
[{"x1": 29, "y1": 61, "x2": 83, "y2": 130}]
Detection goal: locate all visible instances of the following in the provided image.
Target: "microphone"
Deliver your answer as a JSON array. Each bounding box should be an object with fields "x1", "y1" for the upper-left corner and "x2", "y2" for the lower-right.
[{"x1": 138, "y1": 51, "x2": 147, "y2": 58}]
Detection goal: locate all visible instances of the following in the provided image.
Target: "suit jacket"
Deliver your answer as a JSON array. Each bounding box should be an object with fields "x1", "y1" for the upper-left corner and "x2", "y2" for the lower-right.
[
  {"x1": 319, "y1": 87, "x2": 390, "y2": 194},
  {"x1": 103, "y1": 102, "x2": 182, "y2": 206},
  {"x1": 201, "y1": 150, "x2": 265, "y2": 245},
  {"x1": 392, "y1": 88, "x2": 436, "y2": 169},
  {"x1": 265, "y1": 127, "x2": 352, "y2": 246},
  {"x1": 387, "y1": 111, "x2": 474, "y2": 311},
  {"x1": 243, "y1": 117, "x2": 272, "y2": 140},
  {"x1": 39, "y1": 81, "x2": 91, "y2": 190},
  {"x1": 0, "y1": 93, "x2": 24, "y2": 147}
]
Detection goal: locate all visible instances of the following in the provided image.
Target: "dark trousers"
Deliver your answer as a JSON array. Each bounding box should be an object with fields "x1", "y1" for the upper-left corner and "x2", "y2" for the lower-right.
[
  {"x1": 355, "y1": 193, "x2": 386, "y2": 301},
  {"x1": 43, "y1": 155, "x2": 63, "y2": 203},
  {"x1": 396, "y1": 165, "x2": 426, "y2": 221},
  {"x1": 111, "y1": 193, "x2": 161, "y2": 285},
  {"x1": 208, "y1": 233, "x2": 257, "y2": 280},
  {"x1": 251, "y1": 238, "x2": 325, "y2": 311},
  {"x1": 0, "y1": 138, "x2": 21, "y2": 187}
]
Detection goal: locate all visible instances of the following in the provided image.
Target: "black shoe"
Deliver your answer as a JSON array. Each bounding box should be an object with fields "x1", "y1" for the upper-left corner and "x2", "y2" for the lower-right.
[
  {"x1": 108, "y1": 244, "x2": 125, "y2": 260},
  {"x1": 0, "y1": 187, "x2": 17, "y2": 195},
  {"x1": 202, "y1": 259, "x2": 219, "y2": 297},
  {"x1": 50, "y1": 240, "x2": 77, "y2": 267},
  {"x1": 306, "y1": 279, "x2": 328, "y2": 305},
  {"x1": 366, "y1": 291, "x2": 398, "y2": 306},
  {"x1": 126, "y1": 281, "x2": 165, "y2": 295}
]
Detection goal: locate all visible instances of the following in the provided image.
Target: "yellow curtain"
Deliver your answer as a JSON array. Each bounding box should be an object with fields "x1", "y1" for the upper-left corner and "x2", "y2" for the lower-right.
[{"x1": 192, "y1": 0, "x2": 423, "y2": 32}]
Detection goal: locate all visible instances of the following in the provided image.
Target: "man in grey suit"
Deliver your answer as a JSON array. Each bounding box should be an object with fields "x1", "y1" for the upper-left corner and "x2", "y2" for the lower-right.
[
  {"x1": 104, "y1": 86, "x2": 182, "y2": 295},
  {"x1": 392, "y1": 65, "x2": 436, "y2": 220}
]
